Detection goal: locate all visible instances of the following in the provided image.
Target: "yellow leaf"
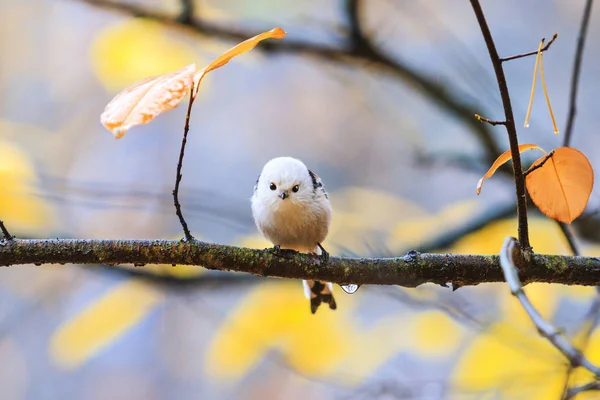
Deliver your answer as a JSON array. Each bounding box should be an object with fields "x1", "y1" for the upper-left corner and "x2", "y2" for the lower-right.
[
  {"x1": 409, "y1": 310, "x2": 463, "y2": 357},
  {"x1": 50, "y1": 280, "x2": 162, "y2": 368},
  {"x1": 477, "y1": 144, "x2": 545, "y2": 194},
  {"x1": 526, "y1": 147, "x2": 594, "y2": 223},
  {"x1": 0, "y1": 138, "x2": 52, "y2": 233},
  {"x1": 450, "y1": 217, "x2": 571, "y2": 255},
  {"x1": 206, "y1": 282, "x2": 407, "y2": 384},
  {"x1": 192, "y1": 27, "x2": 286, "y2": 97},
  {"x1": 91, "y1": 19, "x2": 197, "y2": 92},
  {"x1": 387, "y1": 199, "x2": 481, "y2": 251},
  {"x1": 101, "y1": 63, "x2": 196, "y2": 139},
  {"x1": 451, "y1": 322, "x2": 567, "y2": 398}
]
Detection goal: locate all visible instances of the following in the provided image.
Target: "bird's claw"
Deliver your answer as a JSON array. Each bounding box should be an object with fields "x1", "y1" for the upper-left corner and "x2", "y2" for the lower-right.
[
  {"x1": 268, "y1": 245, "x2": 297, "y2": 259},
  {"x1": 317, "y1": 242, "x2": 329, "y2": 263}
]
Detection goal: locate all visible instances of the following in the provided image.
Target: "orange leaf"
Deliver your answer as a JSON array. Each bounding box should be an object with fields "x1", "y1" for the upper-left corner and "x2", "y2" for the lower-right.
[
  {"x1": 193, "y1": 27, "x2": 287, "y2": 98},
  {"x1": 477, "y1": 144, "x2": 545, "y2": 194},
  {"x1": 526, "y1": 147, "x2": 594, "y2": 223},
  {"x1": 101, "y1": 63, "x2": 196, "y2": 139}
]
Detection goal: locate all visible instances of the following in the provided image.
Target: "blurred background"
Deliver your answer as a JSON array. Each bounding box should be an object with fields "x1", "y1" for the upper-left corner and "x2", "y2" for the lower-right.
[{"x1": 2, "y1": 0, "x2": 600, "y2": 398}]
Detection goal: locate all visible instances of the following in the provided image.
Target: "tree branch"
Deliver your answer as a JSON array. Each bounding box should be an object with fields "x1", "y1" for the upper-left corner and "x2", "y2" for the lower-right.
[
  {"x1": 2, "y1": 239, "x2": 600, "y2": 286},
  {"x1": 0, "y1": 220, "x2": 12, "y2": 241},
  {"x1": 500, "y1": 33, "x2": 558, "y2": 62},
  {"x1": 499, "y1": 237, "x2": 600, "y2": 375},
  {"x1": 76, "y1": 0, "x2": 502, "y2": 165},
  {"x1": 469, "y1": 0, "x2": 531, "y2": 250},
  {"x1": 564, "y1": 0, "x2": 594, "y2": 147},
  {"x1": 177, "y1": 0, "x2": 194, "y2": 24}
]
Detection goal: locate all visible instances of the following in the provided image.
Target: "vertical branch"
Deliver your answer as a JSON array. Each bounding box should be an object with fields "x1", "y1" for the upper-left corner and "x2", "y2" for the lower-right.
[
  {"x1": 561, "y1": 5, "x2": 596, "y2": 395},
  {"x1": 564, "y1": 0, "x2": 594, "y2": 146},
  {"x1": 469, "y1": 0, "x2": 531, "y2": 250},
  {"x1": 0, "y1": 220, "x2": 12, "y2": 240},
  {"x1": 177, "y1": 0, "x2": 194, "y2": 24},
  {"x1": 173, "y1": 85, "x2": 196, "y2": 241},
  {"x1": 500, "y1": 237, "x2": 600, "y2": 375}
]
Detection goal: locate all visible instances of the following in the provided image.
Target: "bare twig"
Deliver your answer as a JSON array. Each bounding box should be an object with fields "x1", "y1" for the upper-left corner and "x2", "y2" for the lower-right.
[
  {"x1": 500, "y1": 33, "x2": 559, "y2": 62},
  {"x1": 3, "y1": 238, "x2": 600, "y2": 287},
  {"x1": 524, "y1": 150, "x2": 555, "y2": 177},
  {"x1": 558, "y1": 223, "x2": 581, "y2": 256},
  {"x1": 564, "y1": 0, "x2": 594, "y2": 146},
  {"x1": 0, "y1": 220, "x2": 12, "y2": 240},
  {"x1": 565, "y1": 381, "x2": 600, "y2": 399},
  {"x1": 474, "y1": 113, "x2": 506, "y2": 126},
  {"x1": 469, "y1": 0, "x2": 531, "y2": 250},
  {"x1": 500, "y1": 237, "x2": 600, "y2": 375},
  {"x1": 173, "y1": 84, "x2": 196, "y2": 241}
]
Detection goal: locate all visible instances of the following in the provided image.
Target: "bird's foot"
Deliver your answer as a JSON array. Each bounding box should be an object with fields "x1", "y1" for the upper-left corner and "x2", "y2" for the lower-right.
[
  {"x1": 268, "y1": 245, "x2": 297, "y2": 259},
  {"x1": 317, "y1": 242, "x2": 329, "y2": 263}
]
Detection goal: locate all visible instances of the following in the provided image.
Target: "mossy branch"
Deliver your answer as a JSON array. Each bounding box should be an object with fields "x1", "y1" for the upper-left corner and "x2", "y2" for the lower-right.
[{"x1": 0, "y1": 239, "x2": 599, "y2": 287}]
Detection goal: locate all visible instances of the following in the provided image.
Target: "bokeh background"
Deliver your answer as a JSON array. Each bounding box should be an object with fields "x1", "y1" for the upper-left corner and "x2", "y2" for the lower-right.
[{"x1": 3, "y1": 0, "x2": 600, "y2": 399}]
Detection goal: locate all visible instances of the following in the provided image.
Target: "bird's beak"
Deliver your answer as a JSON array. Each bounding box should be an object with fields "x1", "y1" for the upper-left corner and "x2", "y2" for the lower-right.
[{"x1": 279, "y1": 191, "x2": 288, "y2": 200}]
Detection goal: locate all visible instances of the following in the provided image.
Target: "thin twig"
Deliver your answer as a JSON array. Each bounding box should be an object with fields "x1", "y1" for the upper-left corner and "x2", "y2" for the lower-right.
[
  {"x1": 500, "y1": 33, "x2": 559, "y2": 62},
  {"x1": 524, "y1": 150, "x2": 555, "y2": 176},
  {"x1": 565, "y1": 381, "x2": 600, "y2": 399},
  {"x1": 173, "y1": 84, "x2": 196, "y2": 241},
  {"x1": 469, "y1": 0, "x2": 531, "y2": 250},
  {"x1": 0, "y1": 220, "x2": 12, "y2": 240},
  {"x1": 561, "y1": 292, "x2": 600, "y2": 398},
  {"x1": 500, "y1": 237, "x2": 600, "y2": 375},
  {"x1": 564, "y1": 0, "x2": 594, "y2": 146},
  {"x1": 558, "y1": 223, "x2": 581, "y2": 256},
  {"x1": 474, "y1": 113, "x2": 506, "y2": 126}
]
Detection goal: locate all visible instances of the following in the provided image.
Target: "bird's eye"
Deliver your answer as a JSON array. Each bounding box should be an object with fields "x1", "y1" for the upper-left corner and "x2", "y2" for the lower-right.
[
  {"x1": 292, "y1": 185, "x2": 299, "y2": 193},
  {"x1": 269, "y1": 182, "x2": 277, "y2": 191}
]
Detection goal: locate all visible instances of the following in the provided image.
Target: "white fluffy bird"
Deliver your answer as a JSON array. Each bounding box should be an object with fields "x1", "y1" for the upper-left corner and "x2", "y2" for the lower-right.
[{"x1": 251, "y1": 157, "x2": 336, "y2": 314}]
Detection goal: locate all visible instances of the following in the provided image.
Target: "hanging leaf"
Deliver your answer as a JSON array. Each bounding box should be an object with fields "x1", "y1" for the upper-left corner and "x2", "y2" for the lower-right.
[
  {"x1": 477, "y1": 144, "x2": 545, "y2": 194},
  {"x1": 101, "y1": 63, "x2": 196, "y2": 139},
  {"x1": 526, "y1": 147, "x2": 594, "y2": 223},
  {"x1": 192, "y1": 27, "x2": 286, "y2": 98},
  {"x1": 100, "y1": 27, "x2": 287, "y2": 138}
]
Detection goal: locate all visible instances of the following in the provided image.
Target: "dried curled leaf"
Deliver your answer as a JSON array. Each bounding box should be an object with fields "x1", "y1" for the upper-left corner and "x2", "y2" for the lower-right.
[
  {"x1": 526, "y1": 147, "x2": 594, "y2": 223},
  {"x1": 477, "y1": 144, "x2": 545, "y2": 194},
  {"x1": 101, "y1": 64, "x2": 196, "y2": 139},
  {"x1": 193, "y1": 27, "x2": 287, "y2": 98},
  {"x1": 100, "y1": 27, "x2": 287, "y2": 138}
]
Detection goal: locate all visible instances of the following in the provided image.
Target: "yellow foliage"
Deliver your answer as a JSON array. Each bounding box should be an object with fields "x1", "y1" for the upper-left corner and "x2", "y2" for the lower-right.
[
  {"x1": 449, "y1": 217, "x2": 571, "y2": 255},
  {"x1": 0, "y1": 138, "x2": 51, "y2": 233},
  {"x1": 206, "y1": 282, "x2": 410, "y2": 384},
  {"x1": 388, "y1": 199, "x2": 481, "y2": 251},
  {"x1": 91, "y1": 19, "x2": 197, "y2": 92},
  {"x1": 409, "y1": 310, "x2": 463, "y2": 357},
  {"x1": 452, "y1": 323, "x2": 567, "y2": 399},
  {"x1": 50, "y1": 280, "x2": 162, "y2": 368}
]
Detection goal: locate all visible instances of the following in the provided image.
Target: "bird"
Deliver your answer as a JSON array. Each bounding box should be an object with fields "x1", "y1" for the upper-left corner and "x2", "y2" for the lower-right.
[{"x1": 251, "y1": 156, "x2": 336, "y2": 314}]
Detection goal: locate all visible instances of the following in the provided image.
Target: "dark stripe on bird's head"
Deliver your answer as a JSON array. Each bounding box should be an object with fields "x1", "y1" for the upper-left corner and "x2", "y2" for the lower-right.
[
  {"x1": 254, "y1": 173, "x2": 261, "y2": 192},
  {"x1": 308, "y1": 169, "x2": 321, "y2": 191}
]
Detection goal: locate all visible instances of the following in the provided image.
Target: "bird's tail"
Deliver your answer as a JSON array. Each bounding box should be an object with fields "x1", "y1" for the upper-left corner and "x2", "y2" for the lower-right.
[{"x1": 303, "y1": 280, "x2": 337, "y2": 314}]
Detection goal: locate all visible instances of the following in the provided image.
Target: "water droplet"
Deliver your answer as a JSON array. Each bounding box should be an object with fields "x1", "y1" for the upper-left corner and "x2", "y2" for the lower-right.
[{"x1": 340, "y1": 284, "x2": 360, "y2": 294}]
